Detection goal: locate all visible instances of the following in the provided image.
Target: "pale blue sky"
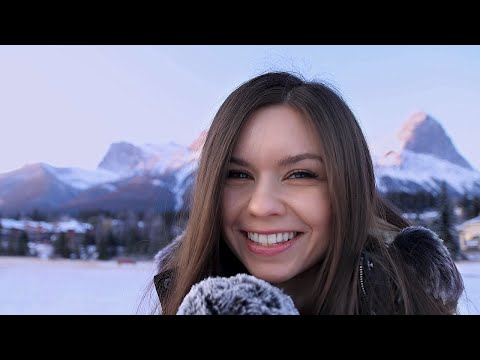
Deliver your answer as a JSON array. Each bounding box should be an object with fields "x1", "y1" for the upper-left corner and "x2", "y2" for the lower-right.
[{"x1": 0, "y1": 45, "x2": 479, "y2": 173}]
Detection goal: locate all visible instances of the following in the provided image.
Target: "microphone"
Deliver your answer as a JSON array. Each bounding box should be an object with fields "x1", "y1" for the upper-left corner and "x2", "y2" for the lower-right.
[{"x1": 176, "y1": 273, "x2": 299, "y2": 315}]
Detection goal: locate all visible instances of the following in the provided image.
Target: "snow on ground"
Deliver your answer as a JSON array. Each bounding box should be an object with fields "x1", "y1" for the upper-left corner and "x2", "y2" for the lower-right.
[
  {"x1": 456, "y1": 260, "x2": 480, "y2": 315},
  {"x1": 0, "y1": 257, "x2": 157, "y2": 315},
  {"x1": 0, "y1": 256, "x2": 479, "y2": 315}
]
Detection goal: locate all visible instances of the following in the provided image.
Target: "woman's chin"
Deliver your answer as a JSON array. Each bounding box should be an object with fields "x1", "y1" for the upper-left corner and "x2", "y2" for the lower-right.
[{"x1": 247, "y1": 269, "x2": 293, "y2": 285}]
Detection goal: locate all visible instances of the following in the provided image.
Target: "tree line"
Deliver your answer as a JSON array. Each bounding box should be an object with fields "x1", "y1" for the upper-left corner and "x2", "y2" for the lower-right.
[
  {"x1": 0, "y1": 209, "x2": 188, "y2": 260},
  {"x1": 382, "y1": 183, "x2": 480, "y2": 260},
  {"x1": 2, "y1": 184, "x2": 479, "y2": 261}
]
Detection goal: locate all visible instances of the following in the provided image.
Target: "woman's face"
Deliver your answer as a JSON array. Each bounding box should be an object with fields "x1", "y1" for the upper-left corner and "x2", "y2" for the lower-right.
[{"x1": 221, "y1": 104, "x2": 332, "y2": 284}]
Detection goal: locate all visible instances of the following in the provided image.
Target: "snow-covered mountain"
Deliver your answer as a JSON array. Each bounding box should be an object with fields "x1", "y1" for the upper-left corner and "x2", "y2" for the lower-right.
[
  {"x1": 91, "y1": 136, "x2": 203, "y2": 211},
  {"x1": 46, "y1": 165, "x2": 121, "y2": 190},
  {"x1": 398, "y1": 112, "x2": 472, "y2": 169},
  {"x1": 0, "y1": 163, "x2": 123, "y2": 213},
  {"x1": 0, "y1": 164, "x2": 79, "y2": 213},
  {"x1": 98, "y1": 141, "x2": 194, "y2": 176},
  {"x1": 0, "y1": 113, "x2": 477, "y2": 215},
  {"x1": 0, "y1": 134, "x2": 204, "y2": 215},
  {"x1": 374, "y1": 112, "x2": 480, "y2": 196},
  {"x1": 62, "y1": 173, "x2": 178, "y2": 213}
]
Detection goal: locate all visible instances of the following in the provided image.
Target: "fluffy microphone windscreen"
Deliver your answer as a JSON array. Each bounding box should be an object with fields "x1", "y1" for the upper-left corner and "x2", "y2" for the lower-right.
[{"x1": 177, "y1": 273, "x2": 299, "y2": 315}]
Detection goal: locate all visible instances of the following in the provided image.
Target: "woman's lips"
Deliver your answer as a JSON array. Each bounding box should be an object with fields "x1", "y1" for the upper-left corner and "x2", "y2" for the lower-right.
[{"x1": 244, "y1": 231, "x2": 301, "y2": 256}]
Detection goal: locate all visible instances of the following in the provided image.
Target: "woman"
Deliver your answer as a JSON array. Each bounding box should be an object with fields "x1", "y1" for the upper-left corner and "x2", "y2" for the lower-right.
[{"x1": 152, "y1": 71, "x2": 464, "y2": 315}]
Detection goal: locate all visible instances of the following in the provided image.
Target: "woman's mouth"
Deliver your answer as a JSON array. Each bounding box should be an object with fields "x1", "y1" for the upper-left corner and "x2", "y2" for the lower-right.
[
  {"x1": 242, "y1": 231, "x2": 302, "y2": 255},
  {"x1": 245, "y1": 231, "x2": 299, "y2": 245}
]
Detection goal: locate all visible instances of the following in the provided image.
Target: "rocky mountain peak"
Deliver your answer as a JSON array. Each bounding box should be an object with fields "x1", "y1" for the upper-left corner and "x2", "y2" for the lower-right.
[{"x1": 398, "y1": 112, "x2": 472, "y2": 170}]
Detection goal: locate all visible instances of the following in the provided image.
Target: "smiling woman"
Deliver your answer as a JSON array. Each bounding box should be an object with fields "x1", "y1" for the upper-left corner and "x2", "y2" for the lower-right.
[
  {"x1": 221, "y1": 105, "x2": 331, "y2": 288},
  {"x1": 149, "y1": 71, "x2": 465, "y2": 315}
]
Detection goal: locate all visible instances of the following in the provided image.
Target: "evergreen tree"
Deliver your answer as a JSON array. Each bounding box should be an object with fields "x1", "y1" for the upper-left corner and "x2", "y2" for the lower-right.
[
  {"x1": 54, "y1": 232, "x2": 70, "y2": 259},
  {"x1": 473, "y1": 196, "x2": 480, "y2": 218},
  {"x1": 383, "y1": 190, "x2": 436, "y2": 214},
  {"x1": 435, "y1": 182, "x2": 462, "y2": 260},
  {"x1": 96, "y1": 237, "x2": 108, "y2": 260},
  {"x1": 460, "y1": 192, "x2": 471, "y2": 220},
  {"x1": 95, "y1": 224, "x2": 108, "y2": 260},
  {"x1": 0, "y1": 220, "x2": 3, "y2": 255},
  {"x1": 94, "y1": 215, "x2": 109, "y2": 260},
  {"x1": 7, "y1": 237, "x2": 16, "y2": 256},
  {"x1": 147, "y1": 213, "x2": 165, "y2": 256},
  {"x1": 84, "y1": 229, "x2": 95, "y2": 246},
  {"x1": 30, "y1": 209, "x2": 47, "y2": 222},
  {"x1": 125, "y1": 227, "x2": 141, "y2": 255},
  {"x1": 73, "y1": 243, "x2": 81, "y2": 260},
  {"x1": 121, "y1": 211, "x2": 141, "y2": 255},
  {"x1": 459, "y1": 192, "x2": 480, "y2": 220},
  {"x1": 106, "y1": 229, "x2": 117, "y2": 259},
  {"x1": 17, "y1": 231, "x2": 29, "y2": 256}
]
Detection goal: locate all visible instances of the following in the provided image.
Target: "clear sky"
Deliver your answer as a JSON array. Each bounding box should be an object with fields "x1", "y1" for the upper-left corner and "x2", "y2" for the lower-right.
[{"x1": 1, "y1": 45, "x2": 479, "y2": 173}]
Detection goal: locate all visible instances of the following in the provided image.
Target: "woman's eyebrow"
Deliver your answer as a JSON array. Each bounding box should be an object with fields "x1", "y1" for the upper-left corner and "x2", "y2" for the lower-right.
[
  {"x1": 278, "y1": 153, "x2": 324, "y2": 167},
  {"x1": 230, "y1": 156, "x2": 250, "y2": 166},
  {"x1": 229, "y1": 153, "x2": 323, "y2": 167}
]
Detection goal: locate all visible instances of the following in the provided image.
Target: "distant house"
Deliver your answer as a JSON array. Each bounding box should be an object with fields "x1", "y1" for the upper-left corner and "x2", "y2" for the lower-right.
[
  {"x1": 457, "y1": 216, "x2": 480, "y2": 251},
  {"x1": 0, "y1": 217, "x2": 94, "y2": 258}
]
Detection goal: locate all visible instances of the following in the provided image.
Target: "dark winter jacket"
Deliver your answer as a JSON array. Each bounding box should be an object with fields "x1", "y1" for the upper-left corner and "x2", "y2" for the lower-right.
[
  {"x1": 358, "y1": 226, "x2": 463, "y2": 314},
  {"x1": 153, "y1": 226, "x2": 464, "y2": 315}
]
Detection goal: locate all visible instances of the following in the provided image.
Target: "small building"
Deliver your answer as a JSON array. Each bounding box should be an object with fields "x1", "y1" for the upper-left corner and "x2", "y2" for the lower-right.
[
  {"x1": 0, "y1": 217, "x2": 93, "y2": 258},
  {"x1": 457, "y1": 216, "x2": 480, "y2": 251}
]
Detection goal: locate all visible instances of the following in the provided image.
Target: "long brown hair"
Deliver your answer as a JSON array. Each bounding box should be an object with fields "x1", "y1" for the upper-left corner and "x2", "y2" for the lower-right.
[{"x1": 160, "y1": 71, "x2": 460, "y2": 315}]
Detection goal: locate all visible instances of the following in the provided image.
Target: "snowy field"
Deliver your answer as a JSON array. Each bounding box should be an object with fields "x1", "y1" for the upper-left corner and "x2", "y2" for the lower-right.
[
  {"x1": 0, "y1": 256, "x2": 479, "y2": 315},
  {"x1": 456, "y1": 260, "x2": 480, "y2": 315},
  {"x1": 0, "y1": 257, "x2": 158, "y2": 315}
]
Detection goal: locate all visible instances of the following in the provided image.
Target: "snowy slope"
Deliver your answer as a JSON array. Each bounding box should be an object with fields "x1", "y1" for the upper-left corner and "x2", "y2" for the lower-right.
[
  {"x1": 98, "y1": 141, "x2": 192, "y2": 176},
  {"x1": 375, "y1": 150, "x2": 480, "y2": 194},
  {"x1": 374, "y1": 112, "x2": 480, "y2": 195},
  {"x1": 45, "y1": 165, "x2": 122, "y2": 190}
]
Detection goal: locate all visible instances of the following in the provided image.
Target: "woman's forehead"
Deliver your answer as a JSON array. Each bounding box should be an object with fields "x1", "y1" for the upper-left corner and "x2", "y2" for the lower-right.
[{"x1": 232, "y1": 105, "x2": 324, "y2": 162}]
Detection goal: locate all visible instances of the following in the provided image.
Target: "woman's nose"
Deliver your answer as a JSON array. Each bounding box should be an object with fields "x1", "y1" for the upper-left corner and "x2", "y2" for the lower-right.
[{"x1": 247, "y1": 181, "x2": 286, "y2": 217}]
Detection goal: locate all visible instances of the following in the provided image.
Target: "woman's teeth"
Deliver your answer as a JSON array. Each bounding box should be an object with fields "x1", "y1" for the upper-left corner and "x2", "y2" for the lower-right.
[{"x1": 247, "y1": 232, "x2": 297, "y2": 245}]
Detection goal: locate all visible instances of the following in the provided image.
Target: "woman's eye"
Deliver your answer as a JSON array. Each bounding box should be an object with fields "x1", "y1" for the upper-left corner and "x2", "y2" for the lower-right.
[
  {"x1": 287, "y1": 171, "x2": 318, "y2": 179},
  {"x1": 227, "y1": 170, "x2": 250, "y2": 179}
]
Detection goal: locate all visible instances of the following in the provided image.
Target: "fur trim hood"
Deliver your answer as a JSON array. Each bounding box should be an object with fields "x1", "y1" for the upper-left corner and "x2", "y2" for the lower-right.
[
  {"x1": 358, "y1": 226, "x2": 464, "y2": 314},
  {"x1": 389, "y1": 226, "x2": 463, "y2": 306}
]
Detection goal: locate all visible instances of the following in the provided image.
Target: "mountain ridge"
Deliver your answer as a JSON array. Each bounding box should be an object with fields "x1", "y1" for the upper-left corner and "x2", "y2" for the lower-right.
[{"x1": 0, "y1": 113, "x2": 477, "y2": 214}]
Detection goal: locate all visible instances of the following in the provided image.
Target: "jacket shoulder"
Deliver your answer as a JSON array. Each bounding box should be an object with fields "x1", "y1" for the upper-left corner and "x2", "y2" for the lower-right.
[
  {"x1": 154, "y1": 232, "x2": 183, "y2": 273},
  {"x1": 153, "y1": 232, "x2": 184, "y2": 311}
]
